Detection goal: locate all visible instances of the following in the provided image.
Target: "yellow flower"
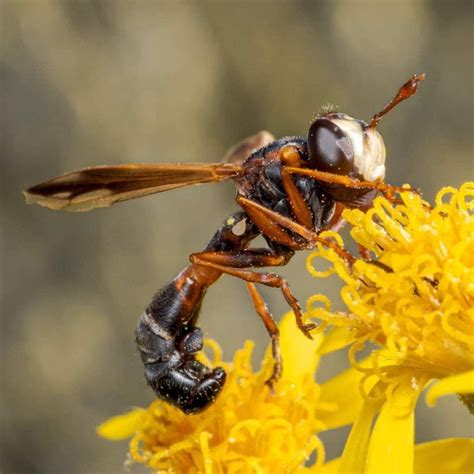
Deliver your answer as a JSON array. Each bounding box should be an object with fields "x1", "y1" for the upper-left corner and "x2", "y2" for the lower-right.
[
  {"x1": 97, "y1": 183, "x2": 473, "y2": 473},
  {"x1": 97, "y1": 314, "x2": 366, "y2": 473},
  {"x1": 307, "y1": 182, "x2": 474, "y2": 474}
]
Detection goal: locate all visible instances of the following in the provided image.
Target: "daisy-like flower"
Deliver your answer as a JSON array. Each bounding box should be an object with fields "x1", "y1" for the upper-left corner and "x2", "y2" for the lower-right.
[
  {"x1": 306, "y1": 182, "x2": 474, "y2": 474},
  {"x1": 97, "y1": 314, "x2": 473, "y2": 474},
  {"x1": 97, "y1": 313, "x2": 366, "y2": 473}
]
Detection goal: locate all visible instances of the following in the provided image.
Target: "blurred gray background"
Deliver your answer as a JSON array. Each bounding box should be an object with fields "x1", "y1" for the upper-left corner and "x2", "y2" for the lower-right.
[{"x1": 1, "y1": 1, "x2": 473, "y2": 473}]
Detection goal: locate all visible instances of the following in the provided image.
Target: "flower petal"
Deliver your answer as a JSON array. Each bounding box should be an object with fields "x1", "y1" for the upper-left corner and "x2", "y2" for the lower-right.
[
  {"x1": 279, "y1": 311, "x2": 324, "y2": 383},
  {"x1": 365, "y1": 384, "x2": 416, "y2": 474},
  {"x1": 413, "y1": 438, "x2": 474, "y2": 474},
  {"x1": 425, "y1": 370, "x2": 474, "y2": 407},
  {"x1": 323, "y1": 439, "x2": 474, "y2": 474},
  {"x1": 338, "y1": 396, "x2": 383, "y2": 474},
  {"x1": 318, "y1": 327, "x2": 355, "y2": 355},
  {"x1": 96, "y1": 408, "x2": 146, "y2": 441},
  {"x1": 318, "y1": 360, "x2": 370, "y2": 430}
]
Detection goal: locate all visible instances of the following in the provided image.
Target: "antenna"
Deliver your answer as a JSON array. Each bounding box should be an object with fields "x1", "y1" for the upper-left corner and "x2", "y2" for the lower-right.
[{"x1": 369, "y1": 73, "x2": 425, "y2": 129}]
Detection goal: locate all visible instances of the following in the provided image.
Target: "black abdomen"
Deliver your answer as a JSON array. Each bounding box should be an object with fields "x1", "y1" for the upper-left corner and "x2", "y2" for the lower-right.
[
  {"x1": 135, "y1": 212, "x2": 259, "y2": 414},
  {"x1": 136, "y1": 272, "x2": 227, "y2": 414}
]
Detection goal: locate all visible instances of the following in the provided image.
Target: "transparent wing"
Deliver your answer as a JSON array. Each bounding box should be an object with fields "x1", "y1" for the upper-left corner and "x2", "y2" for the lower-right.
[
  {"x1": 24, "y1": 163, "x2": 242, "y2": 212},
  {"x1": 223, "y1": 131, "x2": 275, "y2": 166}
]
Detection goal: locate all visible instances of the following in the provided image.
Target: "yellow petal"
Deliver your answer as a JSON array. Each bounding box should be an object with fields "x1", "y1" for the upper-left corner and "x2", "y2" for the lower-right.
[
  {"x1": 413, "y1": 438, "x2": 474, "y2": 474},
  {"x1": 324, "y1": 439, "x2": 474, "y2": 474},
  {"x1": 365, "y1": 384, "x2": 417, "y2": 474},
  {"x1": 279, "y1": 311, "x2": 324, "y2": 383},
  {"x1": 425, "y1": 370, "x2": 474, "y2": 407},
  {"x1": 96, "y1": 408, "x2": 146, "y2": 441},
  {"x1": 318, "y1": 360, "x2": 371, "y2": 430},
  {"x1": 338, "y1": 396, "x2": 383, "y2": 474},
  {"x1": 318, "y1": 327, "x2": 355, "y2": 355}
]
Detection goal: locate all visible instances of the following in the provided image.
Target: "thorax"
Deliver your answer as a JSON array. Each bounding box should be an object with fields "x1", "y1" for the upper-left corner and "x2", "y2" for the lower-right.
[{"x1": 237, "y1": 137, "x2": 337, "y2": 233}]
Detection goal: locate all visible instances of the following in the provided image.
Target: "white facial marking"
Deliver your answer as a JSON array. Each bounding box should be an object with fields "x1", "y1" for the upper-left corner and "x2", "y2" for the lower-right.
[
  {"x1": 332, "y1": 115, "x2": 386, "y2": 181},
  {"x1": 361, "y1": 129, "x2": 386, "y2": 181},
  {"x1": 332, "y1": 116, "x2": 364, "y2": 158}
]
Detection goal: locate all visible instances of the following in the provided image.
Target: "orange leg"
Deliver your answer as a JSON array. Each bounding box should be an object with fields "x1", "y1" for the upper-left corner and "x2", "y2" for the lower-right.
[
  {"x1": 190, "y1": 248, "x2": 294, "y2": 268},
  {"x1": 277, "y1": 146, "x2": 314, "y2": 229},
  {"x1": 236, "y1": 196, "x2": 306, "y2": 250},
  {"x1": 245, "y1": 282, "x2": 282, "y2": 388},
  {"x1": 358, "y1": 244, "x2": 372, "y2": 261},
  {"x1": 189, "y1": 253, "x2": 316, "y2": 339},
  {"x1": 283, "y1": 167, "x2": 419, "y2": 202},
  {"x1": 236, "y1": 196, "x2": 355, "y2": 265}
]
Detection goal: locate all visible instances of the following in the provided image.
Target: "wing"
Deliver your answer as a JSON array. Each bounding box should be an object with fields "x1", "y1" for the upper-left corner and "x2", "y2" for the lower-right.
[
  {"x1": 223, "y1": 130, "x2": 275, "y2": 166},
  {"x1": 24, "y1": 162, "x2": 242, "y2": 212}
]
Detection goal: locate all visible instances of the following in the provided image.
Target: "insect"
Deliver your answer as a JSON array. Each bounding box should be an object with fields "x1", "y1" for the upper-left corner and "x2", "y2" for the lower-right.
[{"x1": 25, "y1": 74, "x2": 424, "y2": 414}]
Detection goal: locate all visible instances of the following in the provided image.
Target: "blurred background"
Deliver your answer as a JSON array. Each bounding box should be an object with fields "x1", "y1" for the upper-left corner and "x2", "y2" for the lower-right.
[{"x1": 1, "y1": 1, "x2": 473, "y2": 472}]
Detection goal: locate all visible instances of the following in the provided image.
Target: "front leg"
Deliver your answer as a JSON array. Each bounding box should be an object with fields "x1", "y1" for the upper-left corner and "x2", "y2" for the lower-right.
[
  {"x1": 237, "y1": 195, "x2": 355, "y2": 265},
  {"x1": 283, "y1": 167, "x2": 418, "y2": 202},
  {"x1": 278, "y1": 145, "x2": 314, "y2": 229}
]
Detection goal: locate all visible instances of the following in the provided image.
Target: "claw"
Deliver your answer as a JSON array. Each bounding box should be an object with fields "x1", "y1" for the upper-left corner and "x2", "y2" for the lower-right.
[
  {"x1": 299, "y1": 322, "x2": 317, "y2": 340},
  {"x1": 264, "y1": 359, "x2": 282, "y2": 393}
]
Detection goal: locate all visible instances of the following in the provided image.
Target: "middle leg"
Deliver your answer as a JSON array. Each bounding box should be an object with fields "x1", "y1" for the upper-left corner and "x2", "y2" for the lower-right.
[
  {"x1": 246, "y1": 282, "x2": 282, "y2": 388},
  {"x1": 190, "y1": 251, "x2": 316, "y2": 339}
]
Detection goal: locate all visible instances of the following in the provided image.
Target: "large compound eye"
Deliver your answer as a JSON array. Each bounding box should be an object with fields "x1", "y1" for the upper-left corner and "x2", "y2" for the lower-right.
[{"x1": 307, "y1": 118, "x2": 354, "y2": 175}]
